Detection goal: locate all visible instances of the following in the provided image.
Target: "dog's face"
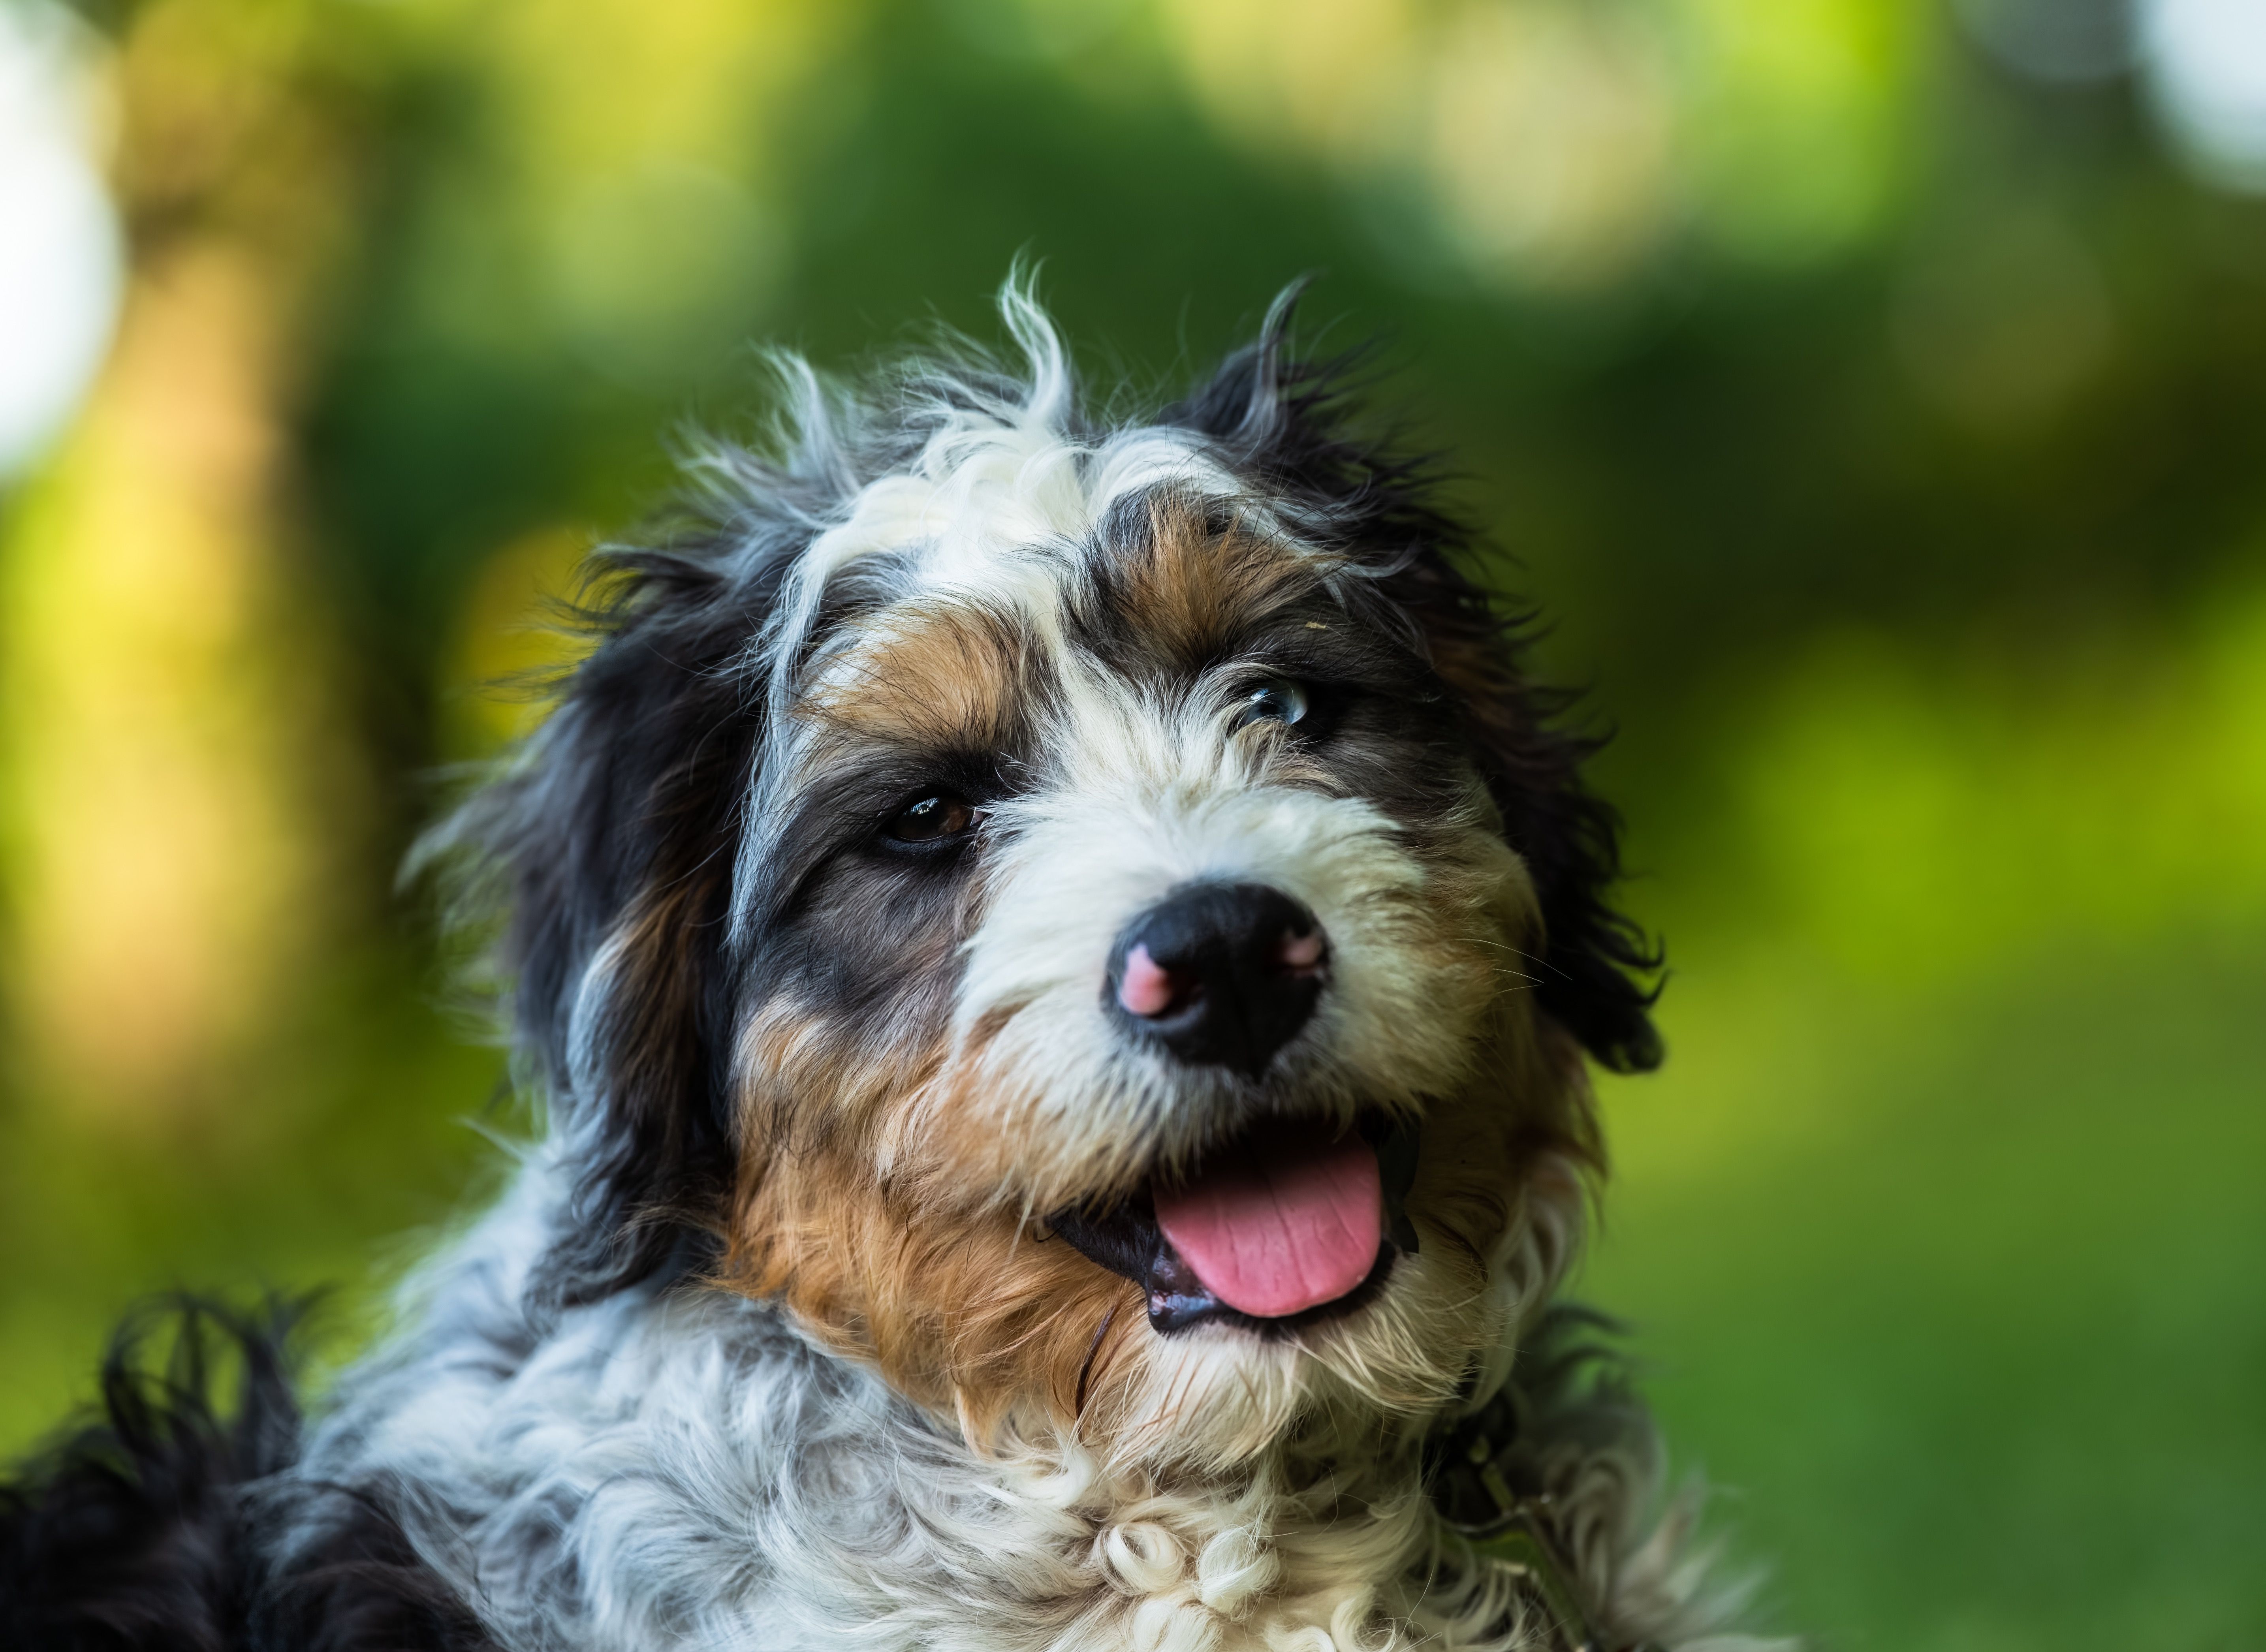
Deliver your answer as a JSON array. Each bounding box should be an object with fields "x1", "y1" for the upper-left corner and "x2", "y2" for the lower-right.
[{"x1": 464, "y1": 296, "x2": 1656, "y2": 1472}]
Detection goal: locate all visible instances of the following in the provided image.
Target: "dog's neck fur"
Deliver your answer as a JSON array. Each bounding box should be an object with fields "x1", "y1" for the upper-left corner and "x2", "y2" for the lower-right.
[{"x1": 284, "y1": 1142, "x2": 1758, "y2": 1652}]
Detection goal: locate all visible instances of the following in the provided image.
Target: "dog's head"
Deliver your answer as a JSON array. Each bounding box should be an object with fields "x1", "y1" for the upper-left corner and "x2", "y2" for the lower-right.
[{"x1": 449, "y1": 286, "x2": 1658, "y2": 1470}]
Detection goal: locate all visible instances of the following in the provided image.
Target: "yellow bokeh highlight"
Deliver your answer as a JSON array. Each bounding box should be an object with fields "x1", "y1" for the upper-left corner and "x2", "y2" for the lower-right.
[
  {"x1": 0, "y1": 247, "x2": 340, "y2": 1115},
  {"x1": 419, "y1": 0, "x2": 868, "y2": 380},
  {"x1": 440, "y1": 525, "x2": 598, "y2": 757},
  {"x1": 1424, "y1": 3, "x2": 1677, "y2": 286},
  {"x1": 0, "y1": 0, "x2": 370, "y2": 1120},
  {"x1": 1670, "y1": 0, "x2": 1914, "y2": 264},
  {"x1": 1153, "y1": 0, "x2": 1917, "y2": 288},
  {"x1": 1730, "y1": 590, "x2": 2266, "y2": 984}
]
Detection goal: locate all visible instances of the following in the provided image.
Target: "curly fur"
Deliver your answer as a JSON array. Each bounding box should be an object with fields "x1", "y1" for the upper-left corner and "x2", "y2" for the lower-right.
[{"x1": 2, "y1": 280, "x2": 1782, "y2": 1652}]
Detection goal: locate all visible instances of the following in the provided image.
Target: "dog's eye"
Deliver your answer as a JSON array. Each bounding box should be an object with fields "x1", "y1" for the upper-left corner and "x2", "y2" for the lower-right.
[
  {"x1": 884, "y1": 791, "x2": 982, "y2": 844},
  {"x1": 1234, "y1": 677, "x2": 1309, "y2": 731}
]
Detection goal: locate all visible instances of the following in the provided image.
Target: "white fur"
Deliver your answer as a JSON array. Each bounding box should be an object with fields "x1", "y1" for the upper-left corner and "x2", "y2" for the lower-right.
[{"x1": 292, "y1": 1144, "x2": 1770, "y2": 1652}]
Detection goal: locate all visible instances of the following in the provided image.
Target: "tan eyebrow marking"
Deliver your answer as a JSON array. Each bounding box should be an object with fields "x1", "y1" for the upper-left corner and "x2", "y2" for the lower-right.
[
  {"x1": 1111, "y1": 497, "x2": 1316, "y2": 662},
  {"x1": 803, "y1": 603, "x2": 1027, "y2": 748}
]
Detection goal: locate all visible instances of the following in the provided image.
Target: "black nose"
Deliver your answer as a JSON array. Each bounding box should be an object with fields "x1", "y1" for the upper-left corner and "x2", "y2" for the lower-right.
[{"x1": 1106, "y1": 882, "x2": 1327, "y2": 1077}]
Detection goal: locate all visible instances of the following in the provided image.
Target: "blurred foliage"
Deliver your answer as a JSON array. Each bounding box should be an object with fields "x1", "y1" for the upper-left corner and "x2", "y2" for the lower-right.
[{"x1": 1, "y1": 0, "x2": 2262, "y2": 1646}]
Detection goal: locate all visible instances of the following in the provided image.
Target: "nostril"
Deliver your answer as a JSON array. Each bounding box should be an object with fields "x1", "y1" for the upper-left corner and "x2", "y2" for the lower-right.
[
  {"x1": 1117, "y1": 943, "x2": 1182, "y2": 1019},
  {"x1": 1107, "y1": 882, "x2": 1328, "y2": 1076}
]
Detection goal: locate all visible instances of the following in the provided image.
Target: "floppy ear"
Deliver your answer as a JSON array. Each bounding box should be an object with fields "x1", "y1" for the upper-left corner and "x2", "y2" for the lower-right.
[
  {"x1": 1173, "y1": 298, "x2": 1663, "y2": 1073},
  {"x1": 443, "y1": 540, "x2": 783, "y2": 1307},
  {"x1": 1378, "y1": 559, "x2": 1664, "y2": 1073}
]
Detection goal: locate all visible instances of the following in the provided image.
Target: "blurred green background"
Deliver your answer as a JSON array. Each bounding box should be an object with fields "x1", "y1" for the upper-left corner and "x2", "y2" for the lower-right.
[{"x1": 0, "y1": 0, "x2": 2261, "y2": 1645}]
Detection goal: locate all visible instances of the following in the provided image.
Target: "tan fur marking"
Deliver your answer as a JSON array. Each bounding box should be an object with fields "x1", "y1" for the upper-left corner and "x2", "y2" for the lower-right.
[
  {"x1": 1112, "y1": 500, "x2": 1318, "y2": 664},
  {"x1": 803, "y1": 601, "x2": 1027, "y2": 748},
  {"x1": 722, "y1": 1126, "x2": 1146, "y2": 1442}
]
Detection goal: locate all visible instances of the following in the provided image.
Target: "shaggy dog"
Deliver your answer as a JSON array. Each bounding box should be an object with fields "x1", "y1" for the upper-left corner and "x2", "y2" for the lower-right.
[{"x1": 0, "y1": 286, "x2": 1776, "y2": 1652}]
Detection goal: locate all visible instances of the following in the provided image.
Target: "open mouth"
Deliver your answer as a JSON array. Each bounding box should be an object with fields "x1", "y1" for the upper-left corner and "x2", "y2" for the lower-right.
[{"x1": 1049, "y1": 1116, "x2": 1423, "y2": 1334}]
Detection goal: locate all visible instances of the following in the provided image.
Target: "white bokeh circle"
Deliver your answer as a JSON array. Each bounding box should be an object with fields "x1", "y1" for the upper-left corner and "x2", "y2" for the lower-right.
[
  {"x1": 2144, "y1": 0, "x2": 2266, "y2": 192},
  {"x1": 0, "y1": 3, "x2": 122, "y2": 480}
]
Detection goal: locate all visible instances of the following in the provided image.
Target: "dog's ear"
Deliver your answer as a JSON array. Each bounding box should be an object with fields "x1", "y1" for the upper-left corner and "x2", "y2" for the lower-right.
[
  {"x1": 1173, "y1": 296, "x2": 1663, "y2": 1072},
  {"x1": 441, "y1": 540, "x2": 785, "y2": 1307},
  {"x1": 1381, "y1": 564, "x2": 1664, "y2": 1073}
]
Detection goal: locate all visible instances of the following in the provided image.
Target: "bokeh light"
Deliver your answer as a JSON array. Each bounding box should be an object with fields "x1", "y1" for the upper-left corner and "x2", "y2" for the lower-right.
[
  {"x1": 0, "y1": 2, "x2": 120, "y2": 477},
  {"x1": 1155, "y1": 0, "x2": 1914, "y2": 288},
  {"x1": 0, "y1": 3, "x2": 2260, "y2": 1647},
  {"x1": 1955, "y1": 0, "x2": 2133, "y2": 84},
  {"x1": 2145, "y1": 0, "x2": 2266, "y2": 191}
]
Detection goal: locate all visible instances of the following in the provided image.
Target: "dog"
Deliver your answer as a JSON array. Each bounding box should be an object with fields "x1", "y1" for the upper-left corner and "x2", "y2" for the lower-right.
[{"x1": 0, "y1": 283, "x2": 1776, "y2": 1652}]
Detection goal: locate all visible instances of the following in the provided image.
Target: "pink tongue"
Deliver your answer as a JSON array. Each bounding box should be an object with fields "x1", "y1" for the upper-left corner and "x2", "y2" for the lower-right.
[{"x1": 1153, "y1": 1128, "x2": 1382, "y2": 1319}]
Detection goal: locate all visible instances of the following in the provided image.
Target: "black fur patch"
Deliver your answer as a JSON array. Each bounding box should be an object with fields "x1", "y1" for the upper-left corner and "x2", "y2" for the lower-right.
[{"x1": 0, "y1": 1301, "x2": 491, "y2": 1652}]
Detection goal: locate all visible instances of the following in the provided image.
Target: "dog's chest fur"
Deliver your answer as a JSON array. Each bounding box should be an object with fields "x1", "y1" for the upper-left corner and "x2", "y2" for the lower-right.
[
  {"x1": 291, "y1": 1164, "x2": 1432, "y2": 1652},
  {"x1": 281, "y1": 1160, "x2": 1750, "y2": 1652}
]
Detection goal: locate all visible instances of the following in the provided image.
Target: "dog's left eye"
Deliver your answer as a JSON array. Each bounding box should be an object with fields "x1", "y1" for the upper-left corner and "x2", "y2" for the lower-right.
[
  {"x1": 1234, "y1": 677, "x2": 1310, "y2": 731},
  {"x1": 884, "y1": 791, "x2": 983, "y2": 844}
]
